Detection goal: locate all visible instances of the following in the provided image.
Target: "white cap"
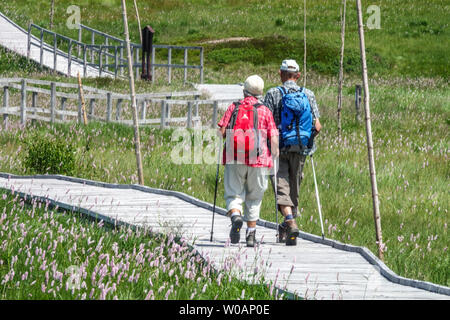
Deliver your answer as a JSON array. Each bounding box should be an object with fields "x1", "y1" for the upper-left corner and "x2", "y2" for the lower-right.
[
  {"x1": 243, "y1": 75, "x2": 264, "y2": 96},
  {"x1": 280, "y1": 59, "x2": 300, "y2": 72}
]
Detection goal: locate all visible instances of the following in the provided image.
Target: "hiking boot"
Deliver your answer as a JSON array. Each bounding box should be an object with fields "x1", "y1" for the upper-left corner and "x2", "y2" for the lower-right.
[
  {"x1": 229, "y1": 215, "x2": 243, "y2": 244},
  {"x1": 285, "y1": 220, "x2": 300, "y2": 246},
  {"x1": 246, "y1": 230, "x2": 256, "y2": 247},
  {"x1": 278, "y1": 222, "x2": 287, "y2": 243}
]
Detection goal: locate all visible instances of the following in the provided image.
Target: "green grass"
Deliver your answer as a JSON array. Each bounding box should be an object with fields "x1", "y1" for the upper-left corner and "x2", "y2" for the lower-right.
[
  {"x1": 0, "y1": 0, "x2": 449, "y2": 79},
  {"x1": 0, "y1": 190, "x2": 285, "y2": 300}
]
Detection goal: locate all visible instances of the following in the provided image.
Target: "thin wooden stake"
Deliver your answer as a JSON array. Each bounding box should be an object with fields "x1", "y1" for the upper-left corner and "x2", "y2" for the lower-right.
[
  {"x1": 121, "y1": 0, "x2": 145, "y2": 186},
  {"x1": 303, "y1": 0, "x2": 307, "y2": 87},
  {"x1": 356, "y1": 0, "x2": 384, "y2": 261},
  {"x1": 337, "y1": 0, "x2": 347, "y2": 140},
  {"x1": 50, "y1": 0, "x2": 55, "y2": 30},
  {"x1": 133, "y1": 0, "x2": 143, "y2": 44},
  {"x1": 77, "y1": 72, "x2": 88, "y2": 125}
]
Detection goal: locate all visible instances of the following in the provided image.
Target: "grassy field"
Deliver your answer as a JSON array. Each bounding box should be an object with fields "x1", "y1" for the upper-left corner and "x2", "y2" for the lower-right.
[
  {"x1": 0, "y1": 78, "x2": 448, "y2": 287},
  {"x1": 0, "y1": 0, "x2": 448, "y2": 79},
  {"x1": 0, "y1": 0, "x2": 448, "y2": 296}
]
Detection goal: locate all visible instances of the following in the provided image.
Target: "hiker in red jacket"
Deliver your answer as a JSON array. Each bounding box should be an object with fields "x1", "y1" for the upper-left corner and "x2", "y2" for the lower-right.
[{"x1": 218, "y1": 75, "x2": 279, "y2": 247}]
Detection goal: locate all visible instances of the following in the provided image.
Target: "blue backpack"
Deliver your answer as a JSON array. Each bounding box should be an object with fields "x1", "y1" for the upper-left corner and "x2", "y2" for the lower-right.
[{"x1": 277, "y1": 86, "x2": 313, "y2": 149}]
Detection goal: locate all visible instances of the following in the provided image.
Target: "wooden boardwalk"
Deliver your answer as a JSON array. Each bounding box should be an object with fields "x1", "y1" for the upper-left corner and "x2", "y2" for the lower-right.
[
  {"x1": 0, "y1": 11, "x2": 109, "y2": 78},
  {"x1": 0, "y1": 173, "x2": 448, "y2": 300}
]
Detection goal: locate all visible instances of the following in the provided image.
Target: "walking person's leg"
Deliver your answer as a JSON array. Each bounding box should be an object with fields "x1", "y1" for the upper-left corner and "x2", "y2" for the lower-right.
[
  {"x1": 273, "y1": 153, "x2": 291, "y2": 242},
  {"x1": 289, "y1": 154, "x2": 306, "y2": 218},
  {"x1": 224, "y1": 163, "x2": 246, "y2": 244},
  {"x1": 243, "y1": 166, "x2": 268, "y2": 247},
  {"x1": 277, "y1": 153, "x2": 301, "y2": 246}
]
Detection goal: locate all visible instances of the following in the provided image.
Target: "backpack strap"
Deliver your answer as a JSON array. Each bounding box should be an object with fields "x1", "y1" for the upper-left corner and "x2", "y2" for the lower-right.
[
  {"x1": 252, "y1": 103, "x2": 262, "y2": 157},
  {"x1": 277, "y1": 86, "x2": 287, "y2": 96},
  {"x1": 227, "y1": 101, "x2": 241, "y2": 130}
]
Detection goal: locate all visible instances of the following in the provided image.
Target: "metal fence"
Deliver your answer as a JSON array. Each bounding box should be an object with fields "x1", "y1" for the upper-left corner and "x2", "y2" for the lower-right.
[
  {"x1": 0, "y1": 78, "x2": 234, "y2": 129},
  {"x1": 27, "y1": 23, "x2": 204, "y2": 83}
]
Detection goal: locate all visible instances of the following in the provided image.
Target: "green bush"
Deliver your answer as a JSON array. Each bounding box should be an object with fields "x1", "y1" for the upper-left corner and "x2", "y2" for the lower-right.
[{"x1": 23, "y1": 133, "x2": 76, "y2": 175}]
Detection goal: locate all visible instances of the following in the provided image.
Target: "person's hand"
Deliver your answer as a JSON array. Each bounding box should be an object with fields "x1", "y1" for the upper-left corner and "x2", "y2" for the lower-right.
[
  {"x1": 315, "y1": 119, "x2": 322, "y2": 134},
  {"x1": 272, "y1": 147, "x2": 279, "y2": 159},
  {"x1": 217, "y1": 127, "x2": 226, "y2": 138}
]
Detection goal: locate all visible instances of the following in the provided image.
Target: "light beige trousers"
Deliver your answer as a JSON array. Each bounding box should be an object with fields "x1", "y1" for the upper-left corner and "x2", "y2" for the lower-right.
[{"x1": 224, "y1": 164, "x2": 269, "y2": 222}]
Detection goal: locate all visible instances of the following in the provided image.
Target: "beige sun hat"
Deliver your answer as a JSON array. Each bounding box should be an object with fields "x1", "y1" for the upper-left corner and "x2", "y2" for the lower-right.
[{"x1": 243, "y1": 74, "x2": 264, "y2": 96}]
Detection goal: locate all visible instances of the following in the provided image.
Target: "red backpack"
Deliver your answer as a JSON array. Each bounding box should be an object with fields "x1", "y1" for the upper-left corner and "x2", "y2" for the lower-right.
[{"x1": 226, "y1": 100, "x2": 263, "y2": 163}]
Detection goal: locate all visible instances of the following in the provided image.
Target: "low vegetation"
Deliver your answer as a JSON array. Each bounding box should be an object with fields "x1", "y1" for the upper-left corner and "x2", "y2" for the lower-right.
[{"x1": 0, "y1": 191, "x2": 283, "y2": 300}]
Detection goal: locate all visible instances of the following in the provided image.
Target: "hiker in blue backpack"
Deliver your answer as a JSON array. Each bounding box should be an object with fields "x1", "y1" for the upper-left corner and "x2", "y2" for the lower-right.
[{"x1": 264, "y1": 59, "x2": 322, "y2": 246}]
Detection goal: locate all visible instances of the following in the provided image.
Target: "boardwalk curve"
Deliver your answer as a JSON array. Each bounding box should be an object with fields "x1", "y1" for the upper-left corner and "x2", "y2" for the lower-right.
[
  {"x1": 0, "y1": 11, "x2": 110, "y2": 78},
  {"x1": 0, "y1": 173, "x2": 448, "y2": 300}
]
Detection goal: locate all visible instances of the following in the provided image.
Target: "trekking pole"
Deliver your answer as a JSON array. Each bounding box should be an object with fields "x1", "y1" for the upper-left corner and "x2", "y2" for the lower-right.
[
  {"x1": 310, "y1": 155, "x2": 325, "y2": 239},
  {"x1": 273, "y1": 158, "x2": 279, "y2": 243},
  {"x1": 210, "y1": 143, "x2": 221, "y2": 242}
]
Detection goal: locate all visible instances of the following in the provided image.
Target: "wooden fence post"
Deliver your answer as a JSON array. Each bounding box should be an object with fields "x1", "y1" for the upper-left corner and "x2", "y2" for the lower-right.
[
  {"x1": 27, "y1": 25, "x2": 31, "y2": 59},
  {"x1": 99, "y1": 46, "x2": 103, "y2": 77},
  {"x1": 194, "y1": 94, "x2": 199, "y2": 117},
  {"x1": 114, "y1": 47, "x2": 119, "y2": 79},
  {"x1": 78, "y1": 26, "x2": 82, "y2": 56},
  {"x1": 2, "y1": 86, "x2": 9, "y2": 124},
  {"x1": 39, "y1": 29, "x2": 44, "y2": 68},
  {"x1": 31, "y1": 91, "x2": 37, "y2": 125},
  {"x1": 21, "y1": 79, "x2": 27, "y2": 125},
  {"x1": 105, "y1": 38, "x2": 109, "y2": 71},
  {"x1": 187, "y1": 101, "x2": 193, "y2": 129},
  {"x1": 106, "y1": 92, "x2": 112, "y2": 122},
  {"x1": 68, "y1": 40, "x2": 73, "y2": 77},
  {"x1": 120, "y1": 46, "x2": 124, "y2": 76},
  {"x1": 116, "y1": 99, "x2": 123, "y2": 121},
  {"x1": 60, "y1": 97, "x2": 67, "y2": 121},
  {"x1": 83, "y1": 44, "x2": 88, "y2": 77},
  {"x1": 165, "y1": 96, "x2": 171, "y2": 120},
  {"x1": 91, "y1": 32, "x2": 95, "y2": 62},
  {"x1": 53, "y1": 33, "x2": 57, "y2": 73},
  {"x1": 140, "y1": 100, "x2": 146, "y2": 120},
  {"x1": 89, "y1": 99, "x2": 96, "y2": 120},
  {"x1": 160, "y1": 100, "x2": 166, "y2": 129},
  {"x1": 2, "y1": 86, "x2": 9, "y2": 123},
  {"x1": 135, "y1": 47, "x2": 140, "y2": 80},
  {"x1": 151, "y1": 46, "x2": 155, "y2": 83},
  {"x1": 211, "y1": 100, "x2": 218, "y2": 129},
  {"x1": 50, "y1": 82, "x2": 56, "y2": 123}
]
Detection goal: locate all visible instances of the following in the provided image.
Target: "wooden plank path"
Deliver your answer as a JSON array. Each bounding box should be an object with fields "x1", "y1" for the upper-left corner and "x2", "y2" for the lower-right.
[
  {"x1": 194, "y1": 84, "x2": 244, "y2": 109},
  {"x1": 0, "y1": 11, "x2": 110, "y2": 78},
  {"x1": 0, "y1": 173, "x2": 448, "y2": 300}
]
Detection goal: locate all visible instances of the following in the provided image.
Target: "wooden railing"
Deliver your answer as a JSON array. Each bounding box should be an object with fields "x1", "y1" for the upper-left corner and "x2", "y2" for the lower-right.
[
  {"x1": 0, "y1": 78, "x2": 234, "y2": 129},
  {"x1": 27, "y1": 23, "x2": 204, "y2": 83}
]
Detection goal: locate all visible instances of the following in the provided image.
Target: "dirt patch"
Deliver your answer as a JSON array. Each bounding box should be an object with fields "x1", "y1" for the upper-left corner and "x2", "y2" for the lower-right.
[{"x1": 200, "y1": 37, "x2": 252, "y2": 44}]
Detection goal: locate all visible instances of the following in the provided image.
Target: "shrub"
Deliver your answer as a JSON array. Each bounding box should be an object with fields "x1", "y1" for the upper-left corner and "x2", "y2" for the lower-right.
[{"x1": 23, "y1": 133, "x2": 76, "y2": 175}]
